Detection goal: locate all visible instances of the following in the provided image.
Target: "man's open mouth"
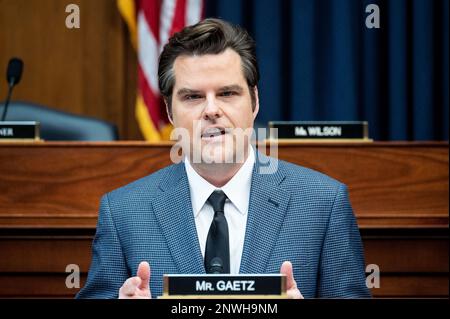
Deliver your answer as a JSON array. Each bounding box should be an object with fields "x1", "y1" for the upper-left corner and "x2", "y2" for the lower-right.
[{"x1": 201, "y1": 127, "x2": 227, "y2": 139}]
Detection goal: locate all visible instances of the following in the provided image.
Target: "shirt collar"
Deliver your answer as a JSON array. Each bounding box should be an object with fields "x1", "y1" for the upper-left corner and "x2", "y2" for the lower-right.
[{"x1": 184, "y1": 146, "x2": 255, "y2": 217}]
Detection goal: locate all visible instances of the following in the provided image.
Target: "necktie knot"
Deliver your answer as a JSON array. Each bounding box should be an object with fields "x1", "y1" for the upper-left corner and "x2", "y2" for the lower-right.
[{"x1": 207, "y1": 190, "x2": 227, "y2": 213}]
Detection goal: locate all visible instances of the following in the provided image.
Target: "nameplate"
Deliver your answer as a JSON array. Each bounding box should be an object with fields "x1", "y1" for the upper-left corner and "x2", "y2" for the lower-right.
[
  {"x1": 162, "y1": 274, "x2": 286, "y2": 299},
  {"x1": 0, "y1": 121, "x2": 40, "y2": 141},
  {"x1": 268, "y1": 121, "x2": 371, "y2": 141}
]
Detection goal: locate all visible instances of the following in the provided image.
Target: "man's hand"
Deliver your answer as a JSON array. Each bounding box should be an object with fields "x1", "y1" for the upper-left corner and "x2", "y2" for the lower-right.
[
  {"x1": 280, "y1": 261, "x2": 304, "y2": 299},
  {"x1": 119, "y1": 261, "x2": 152, "y2": 299}
]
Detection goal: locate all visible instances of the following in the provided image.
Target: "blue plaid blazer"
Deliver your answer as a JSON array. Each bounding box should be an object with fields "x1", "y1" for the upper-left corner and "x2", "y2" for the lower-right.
[{"x1": 77, "y1": 151, "x2": 370, "y2": 298}]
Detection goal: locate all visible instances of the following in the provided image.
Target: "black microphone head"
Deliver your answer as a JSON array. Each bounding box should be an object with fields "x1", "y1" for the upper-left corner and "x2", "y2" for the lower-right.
[
  {"x1": 6, "y1": 58, "x2": 23, "y2": 86},
  {"x1": 209, "y1": 257, "x2": 224, "y2": 274}
]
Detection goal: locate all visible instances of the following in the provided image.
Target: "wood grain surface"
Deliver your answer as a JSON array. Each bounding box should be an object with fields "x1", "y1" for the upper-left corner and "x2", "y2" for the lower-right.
[{"x1": 0, "y1": 141, "x2": 448, "y2": 298}]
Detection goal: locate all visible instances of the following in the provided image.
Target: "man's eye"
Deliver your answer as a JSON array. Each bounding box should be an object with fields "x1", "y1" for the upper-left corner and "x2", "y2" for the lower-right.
[
  {"x1": 185, "y1": 94, "x2": 202, "y2": 100},
  {"x1": 220, "y1": 91, "x2": 236, "y2": 97}
]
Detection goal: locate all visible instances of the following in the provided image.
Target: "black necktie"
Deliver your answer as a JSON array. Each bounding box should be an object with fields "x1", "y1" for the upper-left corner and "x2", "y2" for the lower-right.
[{"x1": 205, "y1": 190, "x2": 230, "y2": 274}]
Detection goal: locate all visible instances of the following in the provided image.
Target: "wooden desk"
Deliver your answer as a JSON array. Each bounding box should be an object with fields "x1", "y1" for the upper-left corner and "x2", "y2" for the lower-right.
[{"x1": 0, "y1": 141, "x2": 448, "y2": 298}]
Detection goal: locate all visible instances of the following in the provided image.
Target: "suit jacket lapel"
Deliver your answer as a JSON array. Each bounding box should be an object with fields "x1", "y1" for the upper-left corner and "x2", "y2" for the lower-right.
[
  {"x1": 239, "y1": 151, "x2": 291, "y2": 273},
  {"x1": 152, "y1": 163, "x2": 205, "y2": 274}
]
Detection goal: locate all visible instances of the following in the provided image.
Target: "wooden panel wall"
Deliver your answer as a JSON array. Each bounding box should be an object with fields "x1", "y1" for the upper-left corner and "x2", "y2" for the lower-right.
[
  {"x1": 0, "y1": 0, "x2": 141, "y2": 140},
  {"x1": 0, "y1": 142, "x2": 448, "y2": 298}
]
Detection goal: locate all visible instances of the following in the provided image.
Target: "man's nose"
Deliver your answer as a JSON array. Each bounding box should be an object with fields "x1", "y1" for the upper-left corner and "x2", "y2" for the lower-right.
[{"x1": 202, "y1": 96, "x2": 222, "y2": 121}]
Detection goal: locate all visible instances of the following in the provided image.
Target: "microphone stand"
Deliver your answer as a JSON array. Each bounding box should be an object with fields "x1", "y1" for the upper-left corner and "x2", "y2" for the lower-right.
[{"x1": 1, "y1": 79, "x2": 14, "y2": 121}]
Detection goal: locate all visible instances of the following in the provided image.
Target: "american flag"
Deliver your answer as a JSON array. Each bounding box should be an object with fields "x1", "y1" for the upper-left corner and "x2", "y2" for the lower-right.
[{"x1": 118, "y1": 0, "x2": 204, "y2": 141}]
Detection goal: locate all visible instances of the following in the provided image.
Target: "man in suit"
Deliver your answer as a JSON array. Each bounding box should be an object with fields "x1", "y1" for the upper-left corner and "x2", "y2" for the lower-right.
[{"x1": 77, "y1": 18, "x2": 370, "y2": 299}]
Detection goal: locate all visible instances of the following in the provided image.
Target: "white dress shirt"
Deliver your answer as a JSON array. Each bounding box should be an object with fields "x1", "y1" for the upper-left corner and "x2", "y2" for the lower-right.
[{"x1": 184, "y1": 149, "x2": 255, "y2": 274}]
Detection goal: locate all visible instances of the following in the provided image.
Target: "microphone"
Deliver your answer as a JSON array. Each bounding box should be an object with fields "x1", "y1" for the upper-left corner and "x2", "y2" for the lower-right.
[
  {"x1": 208, "y1": 257, "x2": 224, "y2": 274},
  {"x1": 1, "y1": 57, "x2": 24, "y2": 121}
]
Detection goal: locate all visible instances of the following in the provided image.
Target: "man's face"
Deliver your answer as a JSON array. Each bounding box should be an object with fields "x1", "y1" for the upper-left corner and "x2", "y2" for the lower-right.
[{"x1": 169, "y1": 48, "x2": 259, "y2": 164}]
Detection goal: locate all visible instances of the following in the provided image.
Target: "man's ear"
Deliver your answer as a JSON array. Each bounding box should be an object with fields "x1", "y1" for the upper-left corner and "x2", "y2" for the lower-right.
[
  {"x1": 252, "y1": 86, "x2": 260, "y2": 120},
  {"x1": 164, "y1": 98, "x2": 174, "y2": 125}
]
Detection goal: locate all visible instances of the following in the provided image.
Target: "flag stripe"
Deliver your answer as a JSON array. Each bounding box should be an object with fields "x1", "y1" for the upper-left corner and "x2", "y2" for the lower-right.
[
  {"x1": 139, "y1": 0, "x2": 161, "y2": 43},
  {"x1": 138, "y1": 64, "x2": 162, "y2": 127},
  {"x1": 170, "y1": 0, "x2": 187, "y2": 35},
  {"x1": 160, "y1": 0, "x2": 177, "y2": 52},
  {"x1": 137, "y1": 11, "x2": 160, "y2": 95},
  {"x1": 186, "y1": 0, "x2": 203, "y2": 26},
  {"x1": 136, "y1": 94, "x2": 162, "y2": 141}
]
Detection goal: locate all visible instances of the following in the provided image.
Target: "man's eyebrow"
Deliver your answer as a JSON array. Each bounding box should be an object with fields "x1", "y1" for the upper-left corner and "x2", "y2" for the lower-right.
[
  {"x1": 176, "y1": 85, "x2": 244, "y2": 97},
  {"x1": 218, "y1": 85, "x2": 244, "y2": 93},
  {"x1": 176, "y1": 88, "x2": 202, "y2": 97}
]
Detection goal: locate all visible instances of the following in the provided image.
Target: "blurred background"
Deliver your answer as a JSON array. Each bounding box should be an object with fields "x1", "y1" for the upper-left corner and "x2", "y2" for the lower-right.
[{"x1": 0, "y1": 0, "x2": 448, "y2": 141}]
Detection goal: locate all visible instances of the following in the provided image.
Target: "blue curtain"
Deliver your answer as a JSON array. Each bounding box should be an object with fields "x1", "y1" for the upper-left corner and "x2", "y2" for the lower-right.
[{"x1": 205, "y1": 0, "x2": 449, "y2": 141}]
